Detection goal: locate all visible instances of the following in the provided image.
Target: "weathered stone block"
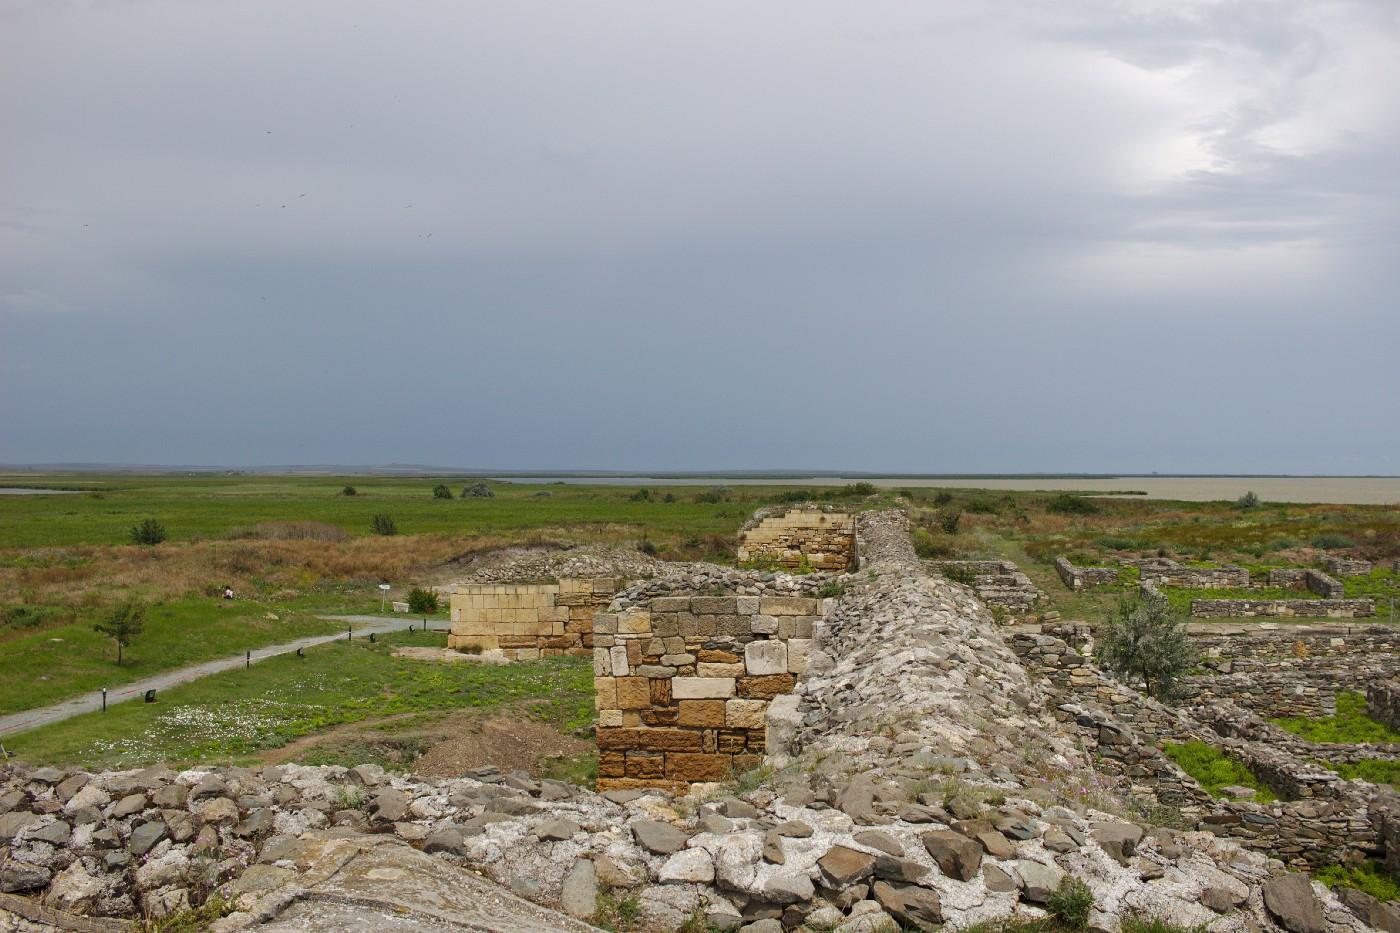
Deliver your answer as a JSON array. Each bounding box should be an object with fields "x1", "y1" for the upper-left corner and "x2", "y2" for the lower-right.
[
  {"x1": 666, "y1": 753, "x2": 731, "y2": 782},
  {"x1": 726, "y1": 699, "x2": 767, "y2": 729},
  {"x1": 672, "y1": 678, "x2": 737, "y2": 699},
  {"x1": 745, "y1": 641, "x2": 789, "y2": 675},
  {"x1": 678, "y1": 700, "x2": 727, "y2": 727},
  {"x1": 738, "y1": 674, "x2": 796, "y2": 699},
  {"x1": 615, "y1": 677, "x2": 651, "y2": 710}
]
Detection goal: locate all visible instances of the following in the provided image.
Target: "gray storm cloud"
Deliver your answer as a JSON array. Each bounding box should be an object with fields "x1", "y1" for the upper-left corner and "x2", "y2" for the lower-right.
[{"x1": 1, "y1": 0, "x2": 1397, "y2": 472}]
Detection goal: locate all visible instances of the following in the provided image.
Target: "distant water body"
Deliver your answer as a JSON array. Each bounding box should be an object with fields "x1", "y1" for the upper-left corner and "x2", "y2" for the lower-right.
[
  {"x1": 0, "y1": 487, "x2": 80, "y2": 496},
  {"x1": 494, "y1": 476, "x2": 1400, "y2": 505}
]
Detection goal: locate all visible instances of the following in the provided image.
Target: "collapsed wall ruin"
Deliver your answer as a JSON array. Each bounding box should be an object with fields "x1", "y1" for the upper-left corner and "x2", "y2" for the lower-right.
[
  {"x1": 1132, "y1": 558, "x2": 1250, "y2": 589},
  {"x1": 1191, "y1": 597, "x2": 1375, "y2": 619},
  {"x1": 930, "y1": 559, "x2": 1045, "y2": 617},
  {"x1": 448, "y1": 578, "x2": 621, "y2": 659},
  {"x1": 736, "y1": 507, "x2": 855, "y2": 572},
  {"x1": 1267, "y1": 568, "x2": 1346, "y2": 598}
]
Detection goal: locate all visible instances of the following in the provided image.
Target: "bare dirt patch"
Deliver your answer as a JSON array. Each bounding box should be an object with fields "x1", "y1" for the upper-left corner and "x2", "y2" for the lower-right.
[{"x1": 258, "y1": 707, "x2": 593, "y2": 781}]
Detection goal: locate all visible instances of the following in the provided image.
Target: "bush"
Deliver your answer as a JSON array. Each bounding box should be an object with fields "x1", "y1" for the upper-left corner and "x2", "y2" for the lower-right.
[
  {"x1": 1047, "y1": 876, "x2": 1095, "y2": 930},
  {"x1": 816, "y1": 581, "x2": 846, "y2": 599},
  {"x1": 406, "y1": 587, "x2": 439, "y2": 614},
  {"x1": 939, "y1": 510, "x2": 962, "y2": 535},
  {"x1": 432, "y1": 484, "x2": 453, "y2": 500},
  {"x1": 462, "y1": 483, "x2": 494, "y2": 498},
  {"x1": 1234, "y1": 490, "x2": 1260, "y2": 510},
  {"x1": 341, "y1": 485, "x2": 357, "y2": 496},
  {"x1": 694, "y1": 488, "x2": 729, "y2": 504},
  {"x1": 1312, "y1": 533, "x2": 1356, "y2": 550},
  {"x1": 933, "y1": 491, "x2": 954, "y2": 506},
  {"x1": 629, "y1": 488, "x2": 652, "y2": 502},
  {"x1": 637, "y1": 540, "x2": 659, "y2": 556},
  {"x1": 838, "y1": 482, "x2": 876, "y2": 497},
  {"x1": 130, "y1": 518, "x2": 167, "y2": 546},
  {"x1": 913, "y1": 528, "x2": 959, "y2": 559},
  {"x1": 941, "y1": 563, "x2": 978, "y2": 585},
  {"x1": 662, "y1": 492, "x2": 676, "y2": 503},
  {"x1": 1047, "y1": 494, "x2": 1098, "y2": 515},
  {"x1": 1, "y1": 604, "x2": 63, "y2": 633},
  {"x1": 1096, "y1": 594, "x2": 1196, "y2": 701},
  {"x1": 965, "y1": 499, "x2": 999, "y2": 515},
  {"x1": 371, "y1": 514, "x2": 397, "y2": 536}
]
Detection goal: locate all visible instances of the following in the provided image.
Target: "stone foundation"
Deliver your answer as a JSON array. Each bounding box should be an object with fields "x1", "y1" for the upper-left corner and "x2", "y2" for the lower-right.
[
  {"x1": 1135, "y1": 559, "x2": 1250, "y2": 589},
  {"x1": 737, "y1": 507, "x2": 855, "y2": 572},
  {"x1": 1053, "y1": 556, "x2": 1119, "y2": 590},
  {"x1": 1191, "y1": 597, "x2": 1374, "y2": 618},
  {"x1": 1268, "y1": 568, "x2": 1346, "y2": 598},
  {"x1": 448, "y1": 578, "x2": 621, "y2": 659},
  {"x1": 1328, "y1": 557, "x2": 1374, "y2": 577},
  {"x1": 592, "y1": 592, "x2": 821, "y2": 792},
  {"x1": 930, "y1": 560, "x2": 1045, "y2": 616},
  {"x1": 1368, "y1": 681, "x2": 1400, "y2": 732}
]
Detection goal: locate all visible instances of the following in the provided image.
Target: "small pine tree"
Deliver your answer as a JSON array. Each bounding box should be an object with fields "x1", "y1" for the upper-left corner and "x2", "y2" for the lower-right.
[
  {"x1": 432, "y1": 484, "x2": 453, "y2": 500},
  {"x1": 371, "y1": 514, "x2": 397, "y2": 536},
  {"x1": 1096, "y1": 594, "x2": 1197, "y2": 701},
  {"x1": 94, "y1": 600, "x2": 146, "y2": 664},
  {"x1": 129, "y1": 518, "x2": 167, "y2": 546}
]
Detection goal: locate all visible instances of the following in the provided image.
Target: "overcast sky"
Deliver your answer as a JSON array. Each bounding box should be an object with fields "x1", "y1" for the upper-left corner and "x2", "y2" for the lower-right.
[{"x1": 2, "y1": 1, "x2": 1397, "y2": 473}]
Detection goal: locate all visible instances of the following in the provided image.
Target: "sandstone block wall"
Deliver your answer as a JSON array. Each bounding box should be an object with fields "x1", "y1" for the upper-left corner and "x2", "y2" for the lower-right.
[
  {"x1": 1054, "y1": 556, "x2": 1119, "y2": 590},
  {"x1": 737, "y1": 508, "x2": 855, "y2": 572},
  {"x1": 592, "y1": 594, "x2": 819, "y2": 792},
  {"x1": 1268, "y1": 568, "x2": 1345, "y2": 597},
  {"x1": 1191, "y1": 597, "x2": 1374, "y2": 618},
  {"x1": 448, "y1": 578, "x2": 620, "y2": 659}
]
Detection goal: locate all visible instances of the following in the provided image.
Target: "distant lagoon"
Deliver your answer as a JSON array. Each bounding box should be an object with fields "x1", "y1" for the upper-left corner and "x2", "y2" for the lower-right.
[
  {"x1": 493, "y1": 475, "x2": 1400, "y2": 505},
  {"x1": 0, "y1": 487, "x2": 81, "y2": 496}
]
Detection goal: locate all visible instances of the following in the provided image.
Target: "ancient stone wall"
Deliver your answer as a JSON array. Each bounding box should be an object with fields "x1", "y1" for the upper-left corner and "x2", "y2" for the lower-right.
[
  {"x1": 930, "y1": 560, "x2": 1044, "y2": 616},
  {"x1": 1136, "y1": 559, "x2": 1250, "y2": 589},
  {"x1": 1268, "y1": 568, "x2": 1345, "y2": 598},
  {"x1": 1053, "y1": 556, "x2": 1119, "y2": 590},
  {"x1": 736, "y1": 508, "x2": 855, "y2": 572},
  {"x1": 448, "y1": 578, "x2": 621, "y2": 660},
  {"x1": 1368, "y1": 681, "x2": 1400, "y2": 732},
  {"x1": 592, "y1": 593, "x2": 821, "y2": 793},
  {"x1": 1328, "y1": 557, "x2": 1374, "y2": 577},
  {"x1": 1191, "y1": 597, "x2": 1374, "y2": 618}
]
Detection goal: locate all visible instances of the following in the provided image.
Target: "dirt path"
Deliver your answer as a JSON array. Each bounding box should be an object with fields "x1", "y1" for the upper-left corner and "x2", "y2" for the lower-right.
[{"x1": 0, "y1": 615, "x2": 431, "y2": 740}]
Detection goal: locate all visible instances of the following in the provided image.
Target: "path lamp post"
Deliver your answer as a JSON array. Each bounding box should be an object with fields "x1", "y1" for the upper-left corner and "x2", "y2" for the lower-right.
[{"x1": 101, "y1": 687, "x2": 107, "y2": 713}]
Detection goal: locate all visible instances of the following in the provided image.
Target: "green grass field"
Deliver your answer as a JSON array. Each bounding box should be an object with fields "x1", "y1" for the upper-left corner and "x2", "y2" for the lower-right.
[
  {"x1": 4, "y1": 629, "x2": 595, "y2": 769},
  {"x1": 1274, "y1": 692, "x2": 1400, "y2": 744},
  {"x1": 0, "y1": 598, "x2": 346, "y2": 714},
  {"x1": 0, "y1": 474, "x2": 803, "y2": 547},
  {"x1": 1161, "y1": 740, "x2": 1278, "y2": 802}
]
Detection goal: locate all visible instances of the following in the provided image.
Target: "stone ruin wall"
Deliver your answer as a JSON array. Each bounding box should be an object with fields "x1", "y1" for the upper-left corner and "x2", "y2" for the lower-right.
[
  {"x1": 1328, "y1": 557, "x2": 1374, "y2": 577},
  {"x1": 1009, "y1": 625, "x2": 1384, "y2": 870},
  {"x1": 1191, "y1": 597, "x2": 1375, "y2": 619},
  {"x1": 448, "y1": 577, "x2": 621, "y2": 660},
  {"x1": 1134, "y1": 559, "x2": 1250, "y2": 589},
  {"x1": 1267, "y1": 568, "x2": 1346, "y2": 598},
  {"x1": 1053, "y1": 556, "x2": 1119, "y2": 590},
  {"x1": 736, "y1": 508, "x2": 855, "y2": 572},
  {"x1": 1368, "y1": 681, "x2": 1400, "y2": 733},
  {"x1": 930, "y1": 560, "x2": 1045, "y2": 617},
  {"x1": 592, "y1": 593, "x2": 824, "y2": 793}
]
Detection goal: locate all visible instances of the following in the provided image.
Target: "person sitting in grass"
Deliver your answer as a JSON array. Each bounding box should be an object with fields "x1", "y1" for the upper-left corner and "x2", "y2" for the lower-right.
[{"x1": 222, "y1": 585, "x2": 234, "y2": 600}]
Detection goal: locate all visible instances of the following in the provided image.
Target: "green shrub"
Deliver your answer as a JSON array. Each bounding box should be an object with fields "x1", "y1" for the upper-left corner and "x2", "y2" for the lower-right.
[
  {"x1": 406, "y1": 588, "x2": 439, "y2": 614},
  {"x1": 130, "y1": 518, "x2": 167, "y2": 546},
  {"x1": 341, "y1": 485, "x2": 357, "y2": 496},
  {"x1": 941, "y1": 563, "x2": 978, "y2": 586},
  {"x1": 1312, "y1": 533, "x2": 1356, "y2": 550},
  {"x1": 1234, "y1": 491, "x2": 1260, "y2": 510},
  {"x1": 966, "y1": 499, "x2": 999, "y2": 514},
  {"x1": 371, "y1": 514, "x2": 397, "y2": 536},
  {"x1": 1096, "y1": 594, "x2": 1195, "y2": 701},
  {"x1": 629, "y1": 488, "x2": 652, "y2": 502},
  {"x1": 933, "y1": 491, "x2": 954, "y2": 505},
  {"x1": 462, "y1": 482, "x2": 494, "y2": 498},
  {"x1": 0, "y1": 604, "x2": 63, "y2": 632},
  {"x1": 431, "y1": 484, "x2": 453, "y2": 500},
  {"x1": 694, "y1": 488, "x2": 729, "y2": 504},
  {"x1": 939, "y1": 510, "x2": 962, "y2": 535},
  {"x1": 662, "y1": 493, "x2": 676, "y2": 503},
  {"x1": 637, "y1": 540, "x2": 658, "y2": 556},
  {"x1": 913, "y1": 528, "x2": 958, "y2": 559},
  {"x1": 1047, "y1": 876, "x2": 1094, "y2": 930},
  {"x1": 1119, "y1": 913, "x2": 1209, "y2": 933},
  {"x1": 837, "y1": 482, "x2": 876, "y2": 497},
  {"x1": 816, "y1": 580, "x2": 846, "y2": 599},
  {"x1": 1047, "y1": 494, "x2": 1099, "y2": 515},
  {"x1": 1162, "y1": 741, "x2": 1277, "y2": 801}
]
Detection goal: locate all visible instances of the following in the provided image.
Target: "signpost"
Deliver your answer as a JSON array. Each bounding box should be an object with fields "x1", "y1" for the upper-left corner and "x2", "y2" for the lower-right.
[{"x1": 378, "y1": 582, "x2": 391, "y2": 614}]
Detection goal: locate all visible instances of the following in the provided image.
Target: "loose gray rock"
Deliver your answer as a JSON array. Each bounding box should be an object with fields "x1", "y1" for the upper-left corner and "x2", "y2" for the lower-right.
[
  {"x1": 1263, "y1": 873, "x2": 1326, "y2": 933},
  {"x1": 1016, "y1": 859, "x2": 1065, "y2": 903},
  {"x1": 1338, "y1": 886, "x2": 1400, "y2": 933},
  {"x1": 921, "y1": 830, "x2": 982, "y2": 881},
  {"x1": 128, "y1": 820, "x2": 167, "y2": 856},
  {"x1": 30, "y1": 819, "x2": 71, "y2": 845},
  {"x1": 818, "y1": 845, "x2": 876, "y2": 885},
  {"x1": 873, "y1": 879, "x2": 942, "y2": 930},
  {"x1": 423, "y1": 827, "x2": 467, "y2": 856},
  {"x1": 112, "y1": 793, "x2": 148, "y2": 818},
  {"x1": 1090, "y1": 821, "x2": 1143, "y2": 866},
  {"x1": 632, "y1": 819, "x2": 688, "y2": 854},
  {"x1": 559, "y1": 858, "x2": 597, "y2": 919}
]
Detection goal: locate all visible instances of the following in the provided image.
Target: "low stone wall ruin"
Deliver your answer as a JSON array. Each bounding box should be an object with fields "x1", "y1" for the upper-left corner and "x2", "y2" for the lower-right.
[
  {"x1": 1053, "y1": 556, "x2": 1119, "y2": 590},
  {"x1": 448, "y1": 578, "x2": 621, "y2": 660},
  {"x1": 1368, "y1": 681, "x2": 1400, "y2": 732},
  {"x1": 1327, "y1": 557, "x2": 1374, "y2": 577},
  {"x1": 1135, "y1": 559, "x2": 1250, "y2": 589},
  {"x1": 1268, "y1": 568, "x2": 1346, "y2": 598},
  {"x1": 592, "y1": 592, "x2": 821, "y2": 793},
  {"x1": 736, "y1": 507, "x2": 855, "y2": 572},
  {"x1": 930, "y1": 560, "x2": 1044, "y2": 617},
  {"x1": 1191, "y1": 597, "x2": 1375, "y2": 619}
]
